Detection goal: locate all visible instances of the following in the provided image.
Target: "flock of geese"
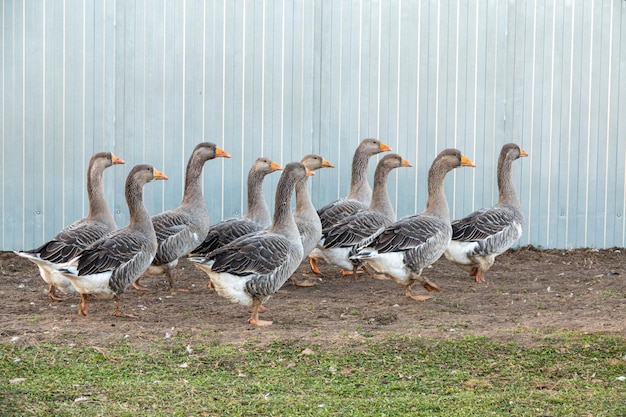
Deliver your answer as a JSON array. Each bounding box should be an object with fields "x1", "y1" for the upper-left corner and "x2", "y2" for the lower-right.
[{"x1": 16, "y1": 140, "x2": 528, "y2": 326}]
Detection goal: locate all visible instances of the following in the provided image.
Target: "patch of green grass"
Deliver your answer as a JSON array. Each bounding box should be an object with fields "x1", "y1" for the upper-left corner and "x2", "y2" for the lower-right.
[{"x1": 1, "y1": 334, "x2": 625, "y2": 416}]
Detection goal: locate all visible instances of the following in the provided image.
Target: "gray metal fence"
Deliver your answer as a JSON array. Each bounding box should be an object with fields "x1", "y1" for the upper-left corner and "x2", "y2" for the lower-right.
[{"x1": 1, "y1": 0, "x2": 625, "y2": 251}]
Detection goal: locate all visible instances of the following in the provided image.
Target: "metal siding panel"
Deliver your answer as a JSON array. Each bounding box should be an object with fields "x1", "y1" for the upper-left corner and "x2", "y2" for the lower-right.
[
  {"x1": 23, "y1": 1, "x2": 45, "y2": 247},
  {"x1": 3, "y1": 1, "x2": 25, "y2": 249},
  {"x1": 3, "y1": 0, "x2": 626, "y2": 251},
  {"x1": 610, "y1": 0, "x2": 624, "y2": 247}
]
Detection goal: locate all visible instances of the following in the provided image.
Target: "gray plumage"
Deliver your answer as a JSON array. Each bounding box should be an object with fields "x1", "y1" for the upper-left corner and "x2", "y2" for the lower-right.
[
  {"x1": 316, "y1": 138, "x2": 391, "y2": 233},
  {"x1": 56, "y1": 164, "x2": 168, "y2": 316},
  {"x1": 146, "y1": 142, "x2": 230, "y2": 290},
  {"x1": 309, "y1": 139, "x2": 391, "y2": 274},
  {"x1": 351, "y1": 149, "x2": 475, "y2": 300},
  {"x1": 15, "y1": 151, "x2": 124, "y2": 299},
  {"x1": 316, "y1": 154, "x2": 411, "y2": 272},
  {"x1": 444, "y1": 143, "x2": 528, "y2": 283},
  {"x1": 190, "y1": 162, "x2": 311, "y2": 326},
  {"x1": 295, "y1": 154, "x2": 334, "y2": 257},
  {"x1": 191, "y1": 157, "x2": 280, "y2": 256}
]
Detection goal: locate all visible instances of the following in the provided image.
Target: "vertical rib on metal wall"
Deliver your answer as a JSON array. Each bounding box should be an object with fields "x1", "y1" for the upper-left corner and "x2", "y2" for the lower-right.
[{"x1": 1, "y1": 0, "x2": 625, "y2": 251}]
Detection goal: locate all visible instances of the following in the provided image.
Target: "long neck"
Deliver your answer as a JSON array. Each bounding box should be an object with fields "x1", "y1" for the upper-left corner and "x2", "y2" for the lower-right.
[
  {"x1": 423, "y1": 164, "x2": 451, "y2": 222},
  {"x1": 245, "y1": 170, "x2": 271, "y2": 226},
  {"x1": 369, "y1": 164, "x2": 395, "y2": 220},
  {"x1": 86, "y1": 162, "x2": 115, "y2": 225},
  {"x1": 269, "y1": 174, "x2": 299, "y2": 239},
  {"x1": 181, "y1": 153, "x2": 207, "y2": 207},
  {"x1": 294, "y1": 177, "x2": 314, "y2": 215},
  {"x1": 497, "y1": 157, "x2": 520, "y2": 207},
  {"x1": 347, "y1": 150, "x2": 372, "y2": 203},
  {"x1": 126, "y1": 179, "x2": 152, "y2": 230}
]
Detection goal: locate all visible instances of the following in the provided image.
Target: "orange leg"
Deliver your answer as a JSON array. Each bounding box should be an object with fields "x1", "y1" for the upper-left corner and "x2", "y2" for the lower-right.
[
  {"x1": 112, "y1": 297, "x2": 139, "y2": 319},
  {"x1": 248, "y1": 299, "x2": 272, "y2": 326},
  {"x1": 78, "y1": 293, "x2": 88, "y2": 316},
  {"x1": 470, "y1": 266, "x2": 485, "y2": 283},
  {"x1": 166, "y1": 270, "x2": 188, "y2": 292},
  {"x1": 309, "y1": 257, "x2": 322, "y2": 275},
  {"x1": 48, "y1": 285, "x2": 64, "y2": 301},
  {"x1": 132, "y1": 277, "x2": 150, "y2": 291}
]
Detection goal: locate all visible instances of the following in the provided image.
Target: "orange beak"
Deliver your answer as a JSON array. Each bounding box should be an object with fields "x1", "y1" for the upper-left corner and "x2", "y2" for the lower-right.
[
  {"x1": 460, "y1": 155, "x2": 475, "y2": 167},
  {"x1": 111, "y1": 154, "x2": 125, "y2": 165},
  {"x1": 270, "y1": 161, "x2": 282, "y2": 171},
  {"x1": 215, "y1": 146, "x2": 231, "y2": 158},
  {"x1": 520, "y1": 149, "x2": 529, "y2": 157},
  {"x1": 379, "y1": 142, "x2": 392, "y2": 152},
  {"x1": 321, "y1": 158, "x2": 335, "y2": 168},
  {"x1": 153, "y1": 169, "x2": 168, "y2": 181},
  {"x1": 401, "y1": 159, "x2": 412, "y2": 168},
  {"x1": 305, "y1": 168, "x2": 315, "y2": 177}
]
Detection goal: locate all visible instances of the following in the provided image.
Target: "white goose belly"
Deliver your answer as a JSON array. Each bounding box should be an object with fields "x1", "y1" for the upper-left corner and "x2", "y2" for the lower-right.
[
  {"x1": 319, "y1": 247, "x2": 354, "y2": 271},
  {"x1": 63, "y1": 268, "x2": 116, "y2": 299},
  {"x1": 363, "y1": 252, "x2": 412, "y2": 284}
]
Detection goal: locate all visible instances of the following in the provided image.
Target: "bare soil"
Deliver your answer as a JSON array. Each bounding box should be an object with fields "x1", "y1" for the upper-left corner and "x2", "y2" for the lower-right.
[{"x1": 1, "y1": 247, "x2": 624, "y2": 348}]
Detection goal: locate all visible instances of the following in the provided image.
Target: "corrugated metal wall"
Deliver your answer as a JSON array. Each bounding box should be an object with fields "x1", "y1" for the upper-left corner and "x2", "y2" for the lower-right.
[{"x1": 1, "y1": 0, "x2": 625, "y2": 251}]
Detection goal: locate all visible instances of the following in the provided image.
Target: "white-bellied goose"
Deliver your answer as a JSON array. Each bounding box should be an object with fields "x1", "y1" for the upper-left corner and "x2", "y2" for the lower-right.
[
  {"x1": 315, "y1": 154, "x2": 411, "y2": 276},
  {"x1": 444, "y1": 143, "x2": 528, "y2": 283},
  {"x1": 189, "y1": 162, "x2": 313, "y2": 326},
  {"x1": 137, "y1": 143, "x2": 230, "y2": 291},
  {"x1": 309, "y1": 138, "x2": 391, "y2": 274},
  {"x1": 15, "y1": 152, "x2": 124, "y2": 300},
  {"x1": 55, "y1": 164, "x2": 168, "y2": 317},
  {"x1": 350, "y1": 149, "x2": 474, "y2": 300},
  {"x1": 191, "y1": 157, "x2": 281, "y2": 257},
  {"x1": 289, "y1": 154, "x2": 334, "y2": 287}
]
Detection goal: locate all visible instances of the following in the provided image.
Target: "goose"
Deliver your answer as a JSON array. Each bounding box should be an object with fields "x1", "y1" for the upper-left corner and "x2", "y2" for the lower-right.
[
  {"x1": 444, "y1": 143, "x2": 528, "y2": 283},
  {"x1": 135, "y1": 143, "x2": 230, "y2": 291},
  {"x1": 55, "y1": 164, "x2": 168, "y2": 317},
  {"x1": 15, "y1": 152, "x2": 124, "y2": 300},
  {"x1": 190, "y1": 157, "x2": 281, "y2": 257},
  {"x1": 308, "y1": 138, "x2": 391, "y2": 274},
  {"x1": 350, "y1": 149, "x2": 475, "y2": 300},
  {"x1": 189, "y1": 162, "x2": 313, "y2": 326},
  {"x1": 315, "y1": 154, "x2": 412, "y2": 276},
  {"x1": 289, "y1": 154, "x2": 334, "y2": 287}
]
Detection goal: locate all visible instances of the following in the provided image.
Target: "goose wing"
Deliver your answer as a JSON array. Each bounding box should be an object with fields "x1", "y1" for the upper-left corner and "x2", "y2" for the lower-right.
[
  {"x1": 370, "y1": 214, "x2": 449, "y2": 254},
  {"x1": 317, "y1": 199, "x2": 368, "y2": 232},
  {"x1": 192, "y1": 218, "x2": 261, "y2": 256},
  {"x1": 75, "y1": 231, "x2": 153, "y2": 277},
  {"x1": 151, "y1": 210, "x2": 201, "y2": 264},
  {"x1": 451, "y1": 206, "x2": 520, "y2": 242},
  {"x1": 207, "y1": 233, "x2": 292, "y2": 277},
  {"x1": 29, "y1": 219, "x2": 113, "y2": 264},
  {"x1": 322, "y1": 211, "x2": 390, "y2": 249}
]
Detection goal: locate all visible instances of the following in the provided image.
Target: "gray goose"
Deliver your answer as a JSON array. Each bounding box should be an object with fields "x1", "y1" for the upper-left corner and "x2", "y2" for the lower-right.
[
  {"x1": 289, "y1": 154, "x2": 334, "y2": 287},
  {"x1": 136, "y1": 143, "x2": 230, "y2": 291},
  {"x1": 56, "y1": 164, "x2": 168, "y2": 317},
  {"x1": 444, "y1": 143, "x2": 528, "y2": 283},
  {"x1": 308, "y1": 138, "x2": 391, "y2": 274},
  {"x1": 190, "y1": 157, "x2": 281, "y2": 258},
  {"x1": 350, "y1": 149, "x2": 474, "y2": 300},
  {"x1": 189, "y1": 162, "x2": 313, "y2": 326},
  {"x1": 15, "y1": 152, "x2": 124, "y2": 300},
  {"x1": 315, "y1": 154, "x2": 411, "y2": 275}
]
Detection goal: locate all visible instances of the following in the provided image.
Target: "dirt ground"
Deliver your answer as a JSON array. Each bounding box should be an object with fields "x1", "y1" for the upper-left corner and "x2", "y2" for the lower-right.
[{"x1": 1, "y1": 247, "x2": 624, "y2": 348}]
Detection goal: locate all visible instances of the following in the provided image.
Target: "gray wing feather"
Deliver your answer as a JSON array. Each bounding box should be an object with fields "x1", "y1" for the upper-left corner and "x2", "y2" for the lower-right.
[
  {"x1": 75, "y1": 230, "x2": 156, "y2": 293},
  {"x1": 151, "y1": 211, "x2": 201, "y2": 264},
  {"x1": 322, "y1": 211, "x2": 391, "y2": 249},
  {"x1": 318, "y1": 199, "x2": 368, "y2": 232},
  {"x1": 28, "y1": 219, "x2": 114, "y2": 264},
  {"x1": 208, "y1": 233, "x2": 302, "y2": 297},
  {"x1": 192, "y1": 218, "x2": 262, "y2": 256},
  {"x1": 451, "y1": 206, "x2": 523, "y2": 256},
  {"x1": 451, "y1": 206, "x2": 521, "y2": 242}
]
